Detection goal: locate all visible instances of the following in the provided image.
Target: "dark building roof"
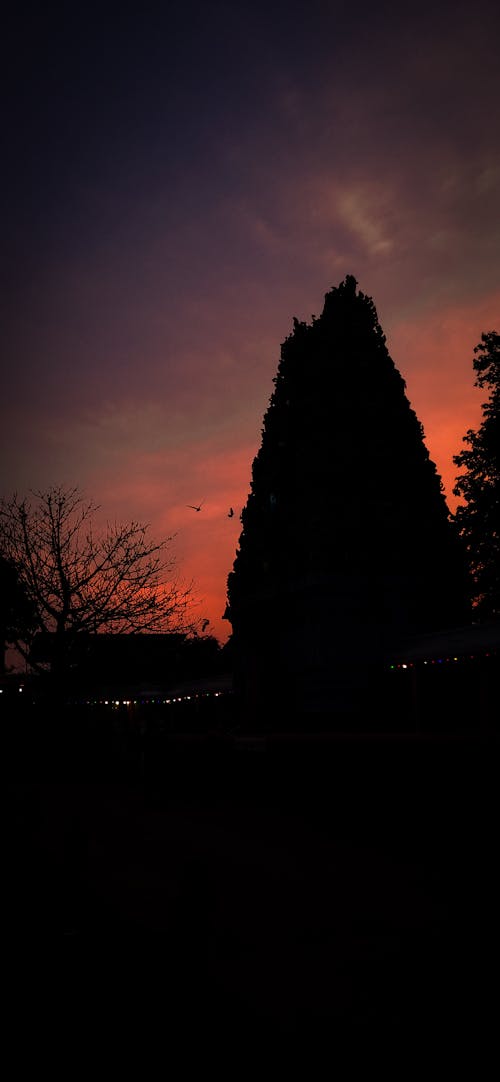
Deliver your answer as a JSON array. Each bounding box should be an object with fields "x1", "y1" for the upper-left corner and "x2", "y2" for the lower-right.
[{"x1": 390, "y1": 620, "x2": 500, "y2": 663}]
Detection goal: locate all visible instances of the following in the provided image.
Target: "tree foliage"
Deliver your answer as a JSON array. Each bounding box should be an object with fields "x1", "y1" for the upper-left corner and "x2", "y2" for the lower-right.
[
  {"x1": 227, "y1": 276, "x2": 470, "y2": 712},
  {"x1": 0, "y1": 485, "x2": 197, "y2": 680},
  {"x1": 453, "y1": 331, "x2": 500, "y2": 619}
]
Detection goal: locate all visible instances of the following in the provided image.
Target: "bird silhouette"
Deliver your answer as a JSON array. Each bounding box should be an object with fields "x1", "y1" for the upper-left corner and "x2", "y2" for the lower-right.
[
  {"x1": 228, "y1": 507, "x2": 234, "y2": 517},
  {"x1": 187, "y1": 500, "x2": 204, "y2": 512}
]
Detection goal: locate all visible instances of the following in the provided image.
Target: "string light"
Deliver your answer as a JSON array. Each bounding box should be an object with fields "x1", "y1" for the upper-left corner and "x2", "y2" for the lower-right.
[
  {"x1": 388, "y1": 647, "x2": 497, "y2": 670},
  {"x1": 37, "y1": 688, "x2": 236, "y2": 708}
]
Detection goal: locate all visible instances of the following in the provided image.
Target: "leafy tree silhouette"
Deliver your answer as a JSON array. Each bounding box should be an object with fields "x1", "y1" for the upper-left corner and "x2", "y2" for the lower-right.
[
  {"x1": 453, "y1": 331, "x2": 500, "y2": 620},
  {"x1": 226, "y1": 276, "x2": 470, "y2": 720}
]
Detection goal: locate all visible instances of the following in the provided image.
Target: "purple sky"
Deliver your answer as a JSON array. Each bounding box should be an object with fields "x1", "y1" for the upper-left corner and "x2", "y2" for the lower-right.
[{"x1": 2, "y1": 1, "x2": 499, "y2": 642}]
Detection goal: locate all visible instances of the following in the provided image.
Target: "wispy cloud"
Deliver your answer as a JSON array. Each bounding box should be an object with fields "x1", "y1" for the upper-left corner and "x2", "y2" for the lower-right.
[{"x1": 2, "y1": 1, "x2": 499, "y2": 641}]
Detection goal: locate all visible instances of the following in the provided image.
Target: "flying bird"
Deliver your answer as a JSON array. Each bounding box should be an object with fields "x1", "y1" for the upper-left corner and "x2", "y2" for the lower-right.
[{"x1": 187, "y1": 500, "x2": 204, "y2": 512}]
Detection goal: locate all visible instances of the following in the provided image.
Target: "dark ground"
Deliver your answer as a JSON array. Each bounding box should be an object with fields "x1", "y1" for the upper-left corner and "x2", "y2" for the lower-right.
[{"x1": 4, "y1": 713, "x2": 498, "y2": 1057}]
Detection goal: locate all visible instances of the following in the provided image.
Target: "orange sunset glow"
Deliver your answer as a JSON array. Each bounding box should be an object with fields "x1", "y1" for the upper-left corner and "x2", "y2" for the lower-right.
[{"x1": 2, "y1": 3, "x2": 499, "y2": 645}]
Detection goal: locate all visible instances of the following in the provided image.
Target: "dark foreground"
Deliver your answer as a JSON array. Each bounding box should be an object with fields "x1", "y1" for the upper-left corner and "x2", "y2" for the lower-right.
[{"x1": 5, "y1": 714, "x2": 497, "y2": 1054}]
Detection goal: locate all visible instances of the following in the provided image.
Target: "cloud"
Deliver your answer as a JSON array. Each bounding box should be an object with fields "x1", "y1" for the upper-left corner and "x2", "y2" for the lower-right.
[
  {"x1": 2, "y1": 0, "x2": 499, "y2": 642},
  {"x1": 336, "y1": 189, "x2": 394, "y2": 256}
]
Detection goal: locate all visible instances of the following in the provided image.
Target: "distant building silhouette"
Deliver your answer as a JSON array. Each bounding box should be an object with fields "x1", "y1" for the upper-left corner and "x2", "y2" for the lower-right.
[{"x1": 226, "y1": 276, "x2": 470, "y2": 724}]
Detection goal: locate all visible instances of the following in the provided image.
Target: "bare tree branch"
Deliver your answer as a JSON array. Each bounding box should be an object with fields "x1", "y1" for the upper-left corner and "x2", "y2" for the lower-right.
[{"x1": 0, "y1": 484, "x2": 200, "y2": 678}]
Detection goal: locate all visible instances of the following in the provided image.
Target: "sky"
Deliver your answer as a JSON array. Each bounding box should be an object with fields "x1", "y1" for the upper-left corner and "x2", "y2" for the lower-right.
[{"x1": 2, "y1": 0, "x2": 500, "y2": 644}]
